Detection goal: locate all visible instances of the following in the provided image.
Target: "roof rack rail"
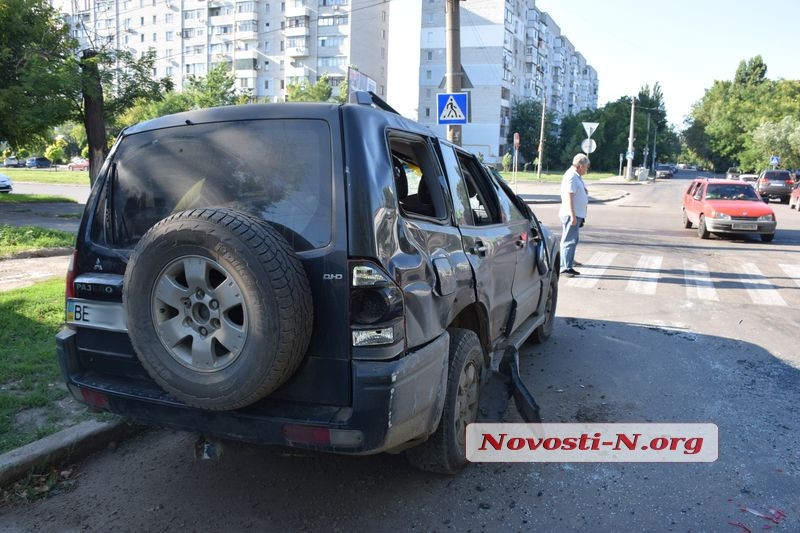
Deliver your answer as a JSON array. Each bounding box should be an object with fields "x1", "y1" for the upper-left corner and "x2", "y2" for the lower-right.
[{"x1": 352, "y1": 91, "x2": 400, "y2": 116}]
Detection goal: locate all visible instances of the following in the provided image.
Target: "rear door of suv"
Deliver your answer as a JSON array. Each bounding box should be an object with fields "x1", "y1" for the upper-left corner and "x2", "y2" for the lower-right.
[{"x1": 438, "y1": 144, "x2": 538, "y2": 342}]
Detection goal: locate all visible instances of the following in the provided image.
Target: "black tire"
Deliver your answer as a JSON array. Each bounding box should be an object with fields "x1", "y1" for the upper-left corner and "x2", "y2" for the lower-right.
[
  {"x1": 123, "y1": 208, "x2": 313, "y2": 411},
  {"x1": 682, "y1": 209, "x2": 692, "y2": 229},
  {"x1": 761, "y1": 233, "x2": 774, "y2": 242},
  {"x1": 531, "y1": 269, "x2": 559, "y2": 344},
  {"x1": 406, "y1": 329, "x2": 483, "y2": 474},
  {"x1": 697, "y1": 215, "x2": 709, "y2": 239}
]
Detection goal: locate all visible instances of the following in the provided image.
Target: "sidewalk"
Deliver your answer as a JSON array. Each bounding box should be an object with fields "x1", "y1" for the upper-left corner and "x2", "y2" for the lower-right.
[{"x1": 512, "y1": 174, "x2": 641, "y2": 205}]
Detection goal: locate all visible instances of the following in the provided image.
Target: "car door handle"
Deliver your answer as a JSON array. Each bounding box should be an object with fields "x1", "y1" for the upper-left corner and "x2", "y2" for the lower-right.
[
  {"x1": 471, "y1": 243, "x2": 488, "y2": 256},
  {"x1": 515, "y1": 238, "x2": 526, "y2": 249}
]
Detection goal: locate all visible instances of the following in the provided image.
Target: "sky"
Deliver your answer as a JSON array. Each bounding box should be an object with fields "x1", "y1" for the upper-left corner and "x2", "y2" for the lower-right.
[{"x1": 388, "y1": 0, "x2": 799, "y2": 129}]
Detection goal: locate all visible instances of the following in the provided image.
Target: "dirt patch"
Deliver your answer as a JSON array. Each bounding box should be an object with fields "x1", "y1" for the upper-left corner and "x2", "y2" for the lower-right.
[{"x1": 0, "y1": 254, "x2": 71, "y2": 291}]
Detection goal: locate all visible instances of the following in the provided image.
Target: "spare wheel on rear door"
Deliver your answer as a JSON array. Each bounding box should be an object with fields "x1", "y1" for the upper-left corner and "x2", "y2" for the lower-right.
[{"x1": 123, "y1": 207, "x2": 313, "y2": 410}]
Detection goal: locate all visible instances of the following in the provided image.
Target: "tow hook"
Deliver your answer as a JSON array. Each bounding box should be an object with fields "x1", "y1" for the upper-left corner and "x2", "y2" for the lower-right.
[{"x1": 478, "y1": 346, "x2": 541, "y2": 423}]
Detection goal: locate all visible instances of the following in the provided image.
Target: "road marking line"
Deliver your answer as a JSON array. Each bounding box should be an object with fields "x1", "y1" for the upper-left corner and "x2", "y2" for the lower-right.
[
  {"x1": 740, "y1": 263, "x2": 786, "y2": 306},
  {"x1": 778, "y1": 264, "x2": 800, "y2": 287},
  {"x1": 626, "y1": 255, "x2": 662, "y2": 295},
  {"x1": 567, "y1": 252, "x2": 617, "y2": 288},
  {"x1": 683, "y1": 259, "x2": 718, "y2": 301}
]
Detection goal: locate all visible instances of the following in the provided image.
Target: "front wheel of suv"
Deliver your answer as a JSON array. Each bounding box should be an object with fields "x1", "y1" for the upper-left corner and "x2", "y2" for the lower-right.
[
  {"x1": 406, "y1": 329, "x2": 483, "y2": 474},
  {"x1": 123, "y1": 208, "x2": 313, "y2": 411}
]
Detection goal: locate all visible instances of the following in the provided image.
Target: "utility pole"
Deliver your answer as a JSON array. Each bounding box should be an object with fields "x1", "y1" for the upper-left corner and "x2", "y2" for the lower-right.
[
  {"x1": 445, "y1": 0, "x2": 462, "y2": 146},
  {"x1": 652, "y1": 124, "x2": 658, "y2": 173},
  {"x1": 625, "y1": 96, "x2": 636, "y2": 180},
  {"x1": 537, "y1": 95, "x2": 546, "y2": 180}
]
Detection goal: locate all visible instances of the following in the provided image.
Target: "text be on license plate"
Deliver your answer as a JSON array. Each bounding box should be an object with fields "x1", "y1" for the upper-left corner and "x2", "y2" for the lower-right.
[{"x1": 66, "y1": 299, "x2": 127, "y2": 331}]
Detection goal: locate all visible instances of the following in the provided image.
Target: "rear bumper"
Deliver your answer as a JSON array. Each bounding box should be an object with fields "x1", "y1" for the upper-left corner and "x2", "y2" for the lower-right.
[{"x1": 56, "y1": 327, "x2": 449, "y2": 455}]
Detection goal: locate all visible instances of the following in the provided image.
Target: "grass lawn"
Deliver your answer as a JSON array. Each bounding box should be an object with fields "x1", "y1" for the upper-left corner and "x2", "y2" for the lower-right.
[
  {"x1": 0, "y1": 193, "x2": 76, "y2": 204},
  {"x1": 1, "y1": 168, "x2": 89, "y2": 186},
  {"x1": 496, "y1": 169, "x2": 617, "y2": 183},
  {"x1": 0, "y1": 225, "x2": 76, "y2": 257},
  {"x1": 0, "y1": 279, "x2": 95, "y2": 454}
]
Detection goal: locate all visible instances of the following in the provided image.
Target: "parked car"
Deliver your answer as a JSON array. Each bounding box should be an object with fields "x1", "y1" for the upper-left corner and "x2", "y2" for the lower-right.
[
  {"x1": 67, "y1": 157, "x2": 89, "y2": 171},
  {"x1": 3, "y1": 156, "x2": 24, "y2": 168},
  {"x1": 681, "y1": 178, "x2": 776, "y2": 242},
  {"x1": 755, "y1": 170, "x2": 793, "y2": 203},
  {"x1": 0, "y1": 172, "x2": 13, "y2": 193},
  {"x1": 725, "y1": 167, "x2": 740, "y2": 180},
  {"x1": 789, "y1": 182, "x2": 800, "y2": 211},
  {"x1": 56, "y1": 93, "x2": 560, "y2": 474},
  {"x1": 655, "y1": 164, "x2": 673, "y2": 179},
  {"x1": 738, "y1": 173, "x2": 758, "y2": 183},
  {"x1": 25, "y1": 156, "x2": 51, "y2": 168}
]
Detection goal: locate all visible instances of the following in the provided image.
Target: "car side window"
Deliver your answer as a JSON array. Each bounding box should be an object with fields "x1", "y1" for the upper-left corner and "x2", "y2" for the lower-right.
[
  {"x1": 453, "y1": 152, "x2": 502, "y2": 226},
  {"x1": 389, "y1": 133, "x2": 448, "y2": 220}
]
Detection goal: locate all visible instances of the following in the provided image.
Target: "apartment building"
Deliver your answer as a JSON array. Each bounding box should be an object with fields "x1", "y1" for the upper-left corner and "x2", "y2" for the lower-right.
[
  {"x1": 51, "y1": 0, "x2": 390, "y2": 102},
  {"x1": 416, "y1": 0, "x2": 598, "y2": 163}
]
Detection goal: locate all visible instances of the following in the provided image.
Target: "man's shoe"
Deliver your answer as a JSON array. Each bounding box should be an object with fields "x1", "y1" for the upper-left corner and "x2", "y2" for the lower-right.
[
  {"x1": 561, "y1": 268, "x2": 581, "y2": 277},
  {"x1": 573, "y1": 261, "x2": 583, "y2": 267}
]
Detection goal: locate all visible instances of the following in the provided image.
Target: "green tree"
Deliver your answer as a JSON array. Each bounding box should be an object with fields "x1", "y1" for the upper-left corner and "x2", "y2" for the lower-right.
[
  {"x1": 117, "y1": 64, "x2": 241, "y2": 128},
  {"x1": 506, "y1": 99, "x2": 559, "y2": 170},
  {"x1": 734, "y1": 55, "x2": 767, "y2": 86},
  {"x1": 0, "y1": 0, "x2": 80, "y2": 149},
  {"x1": 685, "y1": 57, "x2": 800, "y2": 171},
  {"x1": 287, "y1": 74, "x2": 334, "y2": 102},
  {"x1": 747, "y1": 116, "x2": 800, "y2": 172},
  {"x1": 44, "y1": 137, "x2": 68, "y2": 164},
  {"x1": 184, "y1": 64, "x2": 238, "y2": 109}
]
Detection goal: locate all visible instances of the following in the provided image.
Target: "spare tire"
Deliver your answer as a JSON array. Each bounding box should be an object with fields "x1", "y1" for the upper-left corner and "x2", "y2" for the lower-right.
[{"x1": 123, "y1": 207, "x2": 313, "y2": 410}]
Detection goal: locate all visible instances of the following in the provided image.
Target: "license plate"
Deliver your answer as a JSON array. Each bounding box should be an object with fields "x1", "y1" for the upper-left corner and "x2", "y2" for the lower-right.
[
  {"x1": 66, "y1": 299, "x2": 127, "y2": 331},
  {"x1": 732, "y1": 223, "x2": 758, "y2": 231}
]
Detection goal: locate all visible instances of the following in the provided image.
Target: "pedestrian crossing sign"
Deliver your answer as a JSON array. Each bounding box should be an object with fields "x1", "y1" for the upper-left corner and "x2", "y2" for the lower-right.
[{"x1": 437, "y1": 93, "x2": 468, "y2": 125}]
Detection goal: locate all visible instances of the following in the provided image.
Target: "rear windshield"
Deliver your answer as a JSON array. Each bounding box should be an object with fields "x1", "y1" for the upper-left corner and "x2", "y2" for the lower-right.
[
  {"x1": 763, "y1": 171, "x2": 791, "y2": 181},
  {"x1": 92, "y1": 119, "x2": 333, "y2": 252}
]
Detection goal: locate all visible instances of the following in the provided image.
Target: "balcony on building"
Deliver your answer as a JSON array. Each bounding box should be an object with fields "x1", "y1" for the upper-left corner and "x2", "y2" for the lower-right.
[
  {"x1": 286, "y1": 17, "x2": 311, "y2": 37},
  {"x1": 287, "y1": 46, "x2": 309, "y2": 58}
]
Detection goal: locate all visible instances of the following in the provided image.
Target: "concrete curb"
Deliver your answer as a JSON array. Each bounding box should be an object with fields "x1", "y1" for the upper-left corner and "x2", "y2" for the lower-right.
[{"x1": 0, "y1": 419, "x2": 136, "y2": 487}]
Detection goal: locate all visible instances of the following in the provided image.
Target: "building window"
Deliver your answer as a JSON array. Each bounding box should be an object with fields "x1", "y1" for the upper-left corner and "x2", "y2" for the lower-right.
[
  {"x1": 425, "y1": 107, "x2": 430, "y2": 118},
  {"x1": 427, "y1": 51, "x2": 432, "y2": 61},
  {"x1": 264, "y1": 80, "x2": 269, "y2": 89},
  {"x1": 426, "y1": 70, "x2": 431, "y2": 80}
]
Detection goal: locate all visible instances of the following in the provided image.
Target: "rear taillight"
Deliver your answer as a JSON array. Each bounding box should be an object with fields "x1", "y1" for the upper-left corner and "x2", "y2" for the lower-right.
[
  {"x1": 349, "y1": 262, "x2": 404, "y2": 348},
  {"x1": 64, "y1": 251, "x2": 77, "y2": 327},
  {"x1": 65, "y1": 250, "x2": 77, "y2": 299}
]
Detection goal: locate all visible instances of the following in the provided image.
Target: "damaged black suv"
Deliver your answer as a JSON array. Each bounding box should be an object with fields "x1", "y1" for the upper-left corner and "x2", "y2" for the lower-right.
[{"x1": 57, "y1": 93, "x2": 560, "y2": 474}]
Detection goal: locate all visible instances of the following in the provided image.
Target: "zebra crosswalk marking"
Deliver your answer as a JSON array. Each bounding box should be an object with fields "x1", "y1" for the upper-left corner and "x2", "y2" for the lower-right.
[
  {"x1": 626, "y1": 255, "x2": 662, "y2": 295},
  {"x1": 562, "y1": 253, "x2": 800, "y2": 307},
  {"x1": 683, "y1": 259, "x2": 719, "y2": 301},
  {"x1": 740, "y1": 263, "x2": 787, "y2": 307},
  {"x1": 779, "y1": 264, "x2": 800, "y2": 287},
  {"x1": 567, "y1": 252, "x2": 617, "y2": 288}
]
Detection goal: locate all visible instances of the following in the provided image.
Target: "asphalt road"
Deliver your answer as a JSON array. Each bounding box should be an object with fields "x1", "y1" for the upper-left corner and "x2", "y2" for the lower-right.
[{"x1": 2, "y1": 172, "x2": 799, "y2": 531}]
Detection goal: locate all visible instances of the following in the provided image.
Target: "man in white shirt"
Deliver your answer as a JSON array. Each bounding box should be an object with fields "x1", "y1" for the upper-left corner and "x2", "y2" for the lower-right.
[{"x1": 558, "y1": 153, "x2": 590, "y2": 277}]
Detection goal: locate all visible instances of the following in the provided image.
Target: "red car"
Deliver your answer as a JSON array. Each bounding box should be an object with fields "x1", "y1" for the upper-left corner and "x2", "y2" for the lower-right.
[
  {"x1": 681, "y1": 178, "x2": 776, "y2": 242},
  {"x1": 67, "y1": 157, "x2": 89, "y2": 171}
]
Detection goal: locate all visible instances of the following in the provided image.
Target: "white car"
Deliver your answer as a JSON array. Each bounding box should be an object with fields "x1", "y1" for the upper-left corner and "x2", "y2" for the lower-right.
[{"x1": 0, "y1": 172, "x2": 13, "y2": 193}]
